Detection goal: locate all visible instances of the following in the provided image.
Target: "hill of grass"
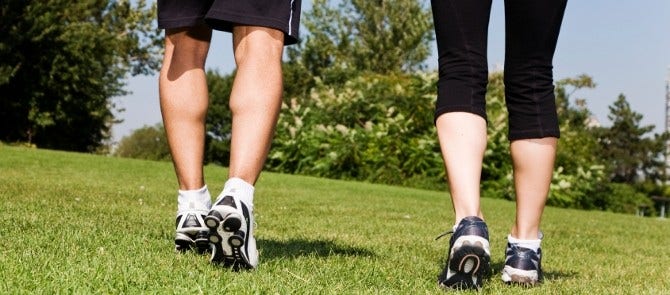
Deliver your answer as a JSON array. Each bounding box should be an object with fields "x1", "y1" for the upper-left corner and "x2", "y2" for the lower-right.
[{"x1": 0, "y1": 145, "x2": 668, "y2": 294}]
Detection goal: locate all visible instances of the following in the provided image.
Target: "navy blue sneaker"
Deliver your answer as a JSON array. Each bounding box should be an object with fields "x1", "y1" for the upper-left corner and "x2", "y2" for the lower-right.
[
  {"x1": 501, "y1": 242, "x2": 543, "y2": 285},
  {"x1": 437, "y1": 216, "x2": 491, "y2": 290}
]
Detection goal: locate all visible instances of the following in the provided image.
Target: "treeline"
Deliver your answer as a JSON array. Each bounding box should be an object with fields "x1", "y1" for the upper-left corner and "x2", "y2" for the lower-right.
[{"x1": 0, "y1": 0, "x2": 160, "y2": 152}]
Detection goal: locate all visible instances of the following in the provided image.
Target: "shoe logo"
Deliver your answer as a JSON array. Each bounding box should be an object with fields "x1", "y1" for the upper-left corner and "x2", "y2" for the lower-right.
[
  {"x1": 215, "y1": 195, "x2": 237, "y2": 208},
  {"x1": 183, "y1": 214, "x2": 201, "y2": 227}
]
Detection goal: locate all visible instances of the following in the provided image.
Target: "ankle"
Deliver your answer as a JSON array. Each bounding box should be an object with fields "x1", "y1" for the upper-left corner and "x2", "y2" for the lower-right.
[
  {"x1": 177, "y1": 184, "x2": 211, "y2": 212},
  {"x1": 507, "y1": 234, "x2": 542, "y2": 252},
  {"x1": 220, "y1": 177, "x2": 255, "y2": 206}
]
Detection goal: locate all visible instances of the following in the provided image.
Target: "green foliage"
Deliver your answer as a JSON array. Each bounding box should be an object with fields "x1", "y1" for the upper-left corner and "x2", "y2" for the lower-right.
[
  {"x1": 204, "y1": 70, "x2": 235, "y2": 166},
  {"x1": 287, "y1": 0, "x2": 433, "y2": 78},
  {"x1": 268, "y1": 72, "x2": 445, "y2": 189},
  {"x1": 266, "y1": 0, "x2": 437, "y2": 188},
  {"x1": 0, "y1": 0, "x2": 161, "y2": 152},
  {"x1": 596, "y1": 94, "x2": 668, "y2": 183},
  {"x1": 595, "y1": 183, "x2": 653, "y2": 214},
  {"x1": 114, "y1": 124, "x2": 171, "y2": 161},
  {"x1": 548, "y1": 165, "x2": 606, "y2": 209},
  {"x1": 480, "y1": 72, "x2": 513, "y2": 199}
]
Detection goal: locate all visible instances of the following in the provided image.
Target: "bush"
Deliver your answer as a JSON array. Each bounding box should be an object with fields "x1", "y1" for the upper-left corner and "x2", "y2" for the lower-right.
[
  {"x1": 114, "y1": 124, "x2": 171, "y2": 161},
  {"x1": 268, "y1": 71, "x2": 445, "y2": 189},
  {"x1": 596, "y1": 183, "x2": 653, "y2": 214}
]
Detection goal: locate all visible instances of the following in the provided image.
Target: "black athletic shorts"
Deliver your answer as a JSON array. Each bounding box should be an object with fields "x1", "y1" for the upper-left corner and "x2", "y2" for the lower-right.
[{"x1": 157, "y1": 0, "x2": 301, "y2": 45}]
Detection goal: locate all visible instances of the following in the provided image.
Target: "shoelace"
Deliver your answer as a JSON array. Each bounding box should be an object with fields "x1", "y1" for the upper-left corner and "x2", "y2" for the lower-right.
[{"x1": 435, "y1": 229, "x2": 454, "y2": 241}]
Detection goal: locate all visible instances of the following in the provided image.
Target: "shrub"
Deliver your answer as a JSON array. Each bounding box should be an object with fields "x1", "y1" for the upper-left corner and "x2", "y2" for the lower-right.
[{"x1": 114, "y1": 124, "x2": 171, "y2": 161}]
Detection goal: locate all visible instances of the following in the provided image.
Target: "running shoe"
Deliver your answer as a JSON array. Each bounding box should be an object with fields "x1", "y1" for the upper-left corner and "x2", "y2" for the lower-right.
[
  {"x1": 501, "y1": 242, "x2": 543, "y2": 285},
  {"x1": 436, "y1": 216, "x2": 491, "y2": 290},
  {"x1": 205, "y1": 195, "x2": 258, "y2": 270}
]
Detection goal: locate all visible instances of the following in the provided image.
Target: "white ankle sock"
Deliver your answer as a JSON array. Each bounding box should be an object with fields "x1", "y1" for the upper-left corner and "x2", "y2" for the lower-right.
[
  {"x1": 507, "y1": 234, "x2": 542, "y2": 252},
  {"x1": 177, "y1": 185, "x2": 211, "y2": 213},
  {"x1": 219, "y1": 177, "x2": 254, "y2": 206}
]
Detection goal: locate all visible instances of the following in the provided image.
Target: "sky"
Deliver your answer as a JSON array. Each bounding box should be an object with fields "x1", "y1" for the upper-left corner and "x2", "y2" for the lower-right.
[{"x1": 112, "y1": 0, "x2": 670, "y2": 143}]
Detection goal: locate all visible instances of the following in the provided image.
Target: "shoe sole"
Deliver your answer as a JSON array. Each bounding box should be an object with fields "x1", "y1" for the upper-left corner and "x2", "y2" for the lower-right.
[
  {"x1": 439, "y1": 237, "x2": 491, "y2": 290},
  {"x1": 175, "y1": 231, "x2": 210, "y2": 253},
  {"x1": 205, "y1": 206, "x2": 253, "y2": 270},
  {"x1": 501, "y1": 266, "x2": 541, "y2": 286},
  {"x1": 175, "y1": 233, "x2": 193, "y2": 252}
]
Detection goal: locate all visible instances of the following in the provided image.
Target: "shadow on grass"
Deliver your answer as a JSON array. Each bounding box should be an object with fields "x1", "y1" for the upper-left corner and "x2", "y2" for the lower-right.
[
  {"x1": 258, "y1": 238, "x2": 375, "y2": 260},
  {"x1": 490, "y1": 261, "x2": 577, "y2": 281}
]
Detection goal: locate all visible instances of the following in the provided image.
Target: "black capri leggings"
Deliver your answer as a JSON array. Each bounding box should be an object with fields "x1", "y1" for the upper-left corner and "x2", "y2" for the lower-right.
[{"x1": 431, "y1": 0, "x2": 567, "y2": 140}]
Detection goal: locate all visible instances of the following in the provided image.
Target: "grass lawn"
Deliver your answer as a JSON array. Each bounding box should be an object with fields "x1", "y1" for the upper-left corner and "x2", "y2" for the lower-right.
[{"x1": 1, "y1": 145, "x2": 669, "y2": 294}]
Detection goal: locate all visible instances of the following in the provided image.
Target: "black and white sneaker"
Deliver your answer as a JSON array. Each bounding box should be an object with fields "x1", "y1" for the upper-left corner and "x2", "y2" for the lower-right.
[
  {"x1": 436, "y1": 216, "x2": 491, "y2": 290},
  {"x1": 175, "y1": 211, "x2": 210, "y2": 253},
  {"x1": 501, "y1": 242, "x2": 543, "y2": 285},
  {"x1": 205, "y1": 195, "x2": 258, "y2": 270}
]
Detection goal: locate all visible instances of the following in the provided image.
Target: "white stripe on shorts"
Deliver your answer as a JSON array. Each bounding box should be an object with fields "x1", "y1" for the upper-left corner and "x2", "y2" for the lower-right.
[{"x1": 288, "y1": 0, "x2": 295, "y2": 35}]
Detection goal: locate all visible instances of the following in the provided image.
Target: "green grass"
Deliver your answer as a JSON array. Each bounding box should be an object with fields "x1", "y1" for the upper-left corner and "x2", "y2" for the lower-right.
[{"x1": 0, "y1": 145, "x2": 669, "y2": 294}]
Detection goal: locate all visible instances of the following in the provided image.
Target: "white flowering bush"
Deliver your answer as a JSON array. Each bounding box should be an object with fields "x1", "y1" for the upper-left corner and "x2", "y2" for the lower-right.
[{"x1": 268, "y1": 72, "x2": 445, "y2": 189}]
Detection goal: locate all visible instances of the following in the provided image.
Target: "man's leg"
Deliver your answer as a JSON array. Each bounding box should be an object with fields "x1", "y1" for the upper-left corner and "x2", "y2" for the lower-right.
[
  {"x1": 227, "y1": 26, "x2": 285, "y2": 185},
  {"x1": 159, "y1": 25, "x2": 212, "y2": 190},
  {"x1": 206, "y1": 26, "x2": 285, "y2": 269},
  {"x1": 159, "y1": 25, "x2": 213, "y2": 252}
]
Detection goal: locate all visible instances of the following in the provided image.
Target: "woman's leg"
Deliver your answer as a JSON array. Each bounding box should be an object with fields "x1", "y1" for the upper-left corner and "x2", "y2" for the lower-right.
[
  {"x1": 504, "y1": 0, "x2": 567, "y2": 241},
  {"x1": 432, "y1": 0, "x2": 492, "y2": 225},
  {"x1": 431, "y1": 0, "x2": 493, "y2": 290},
  {"x1": 502, "y1": 0, "x2": 567, "y2": 284}
]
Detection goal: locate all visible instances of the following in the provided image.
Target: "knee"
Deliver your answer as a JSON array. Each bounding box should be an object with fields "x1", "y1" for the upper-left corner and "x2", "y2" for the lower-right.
[
  {"x1": 165, "y1": 26, "x2": 212, "y2": 70},
  {"x1": 232, "y1": 26, "x2": 285, "y2": 68},
  {"x1": 503, "y1": 60, "x2": 554, "y2": 94}
]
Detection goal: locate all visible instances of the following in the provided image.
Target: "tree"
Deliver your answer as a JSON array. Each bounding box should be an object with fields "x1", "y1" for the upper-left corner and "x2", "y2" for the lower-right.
[
  {"x1": 204, "y1": 70, "x2": 235, "y2": 166},
  {"x1": 284, "y1": 0, "x2": 434, "y2": 91},
  {"x1": 114, "y1": 124, "x2": 171, "y2": 161},
  {"x1": 555, "y1": 74, "x2": 597, "y2": 131},
  {"x1": 597, "y1": 94, "x2": 667, "y2": 183},
  {"x1": 0, "y1": 0, "x2": 161, "y2": 152}
]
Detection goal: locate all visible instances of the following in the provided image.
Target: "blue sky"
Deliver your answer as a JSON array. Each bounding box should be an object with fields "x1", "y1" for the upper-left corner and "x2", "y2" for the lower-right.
[{"x1": 112, "y1": 0, "x2": 670, "y2": 142}]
